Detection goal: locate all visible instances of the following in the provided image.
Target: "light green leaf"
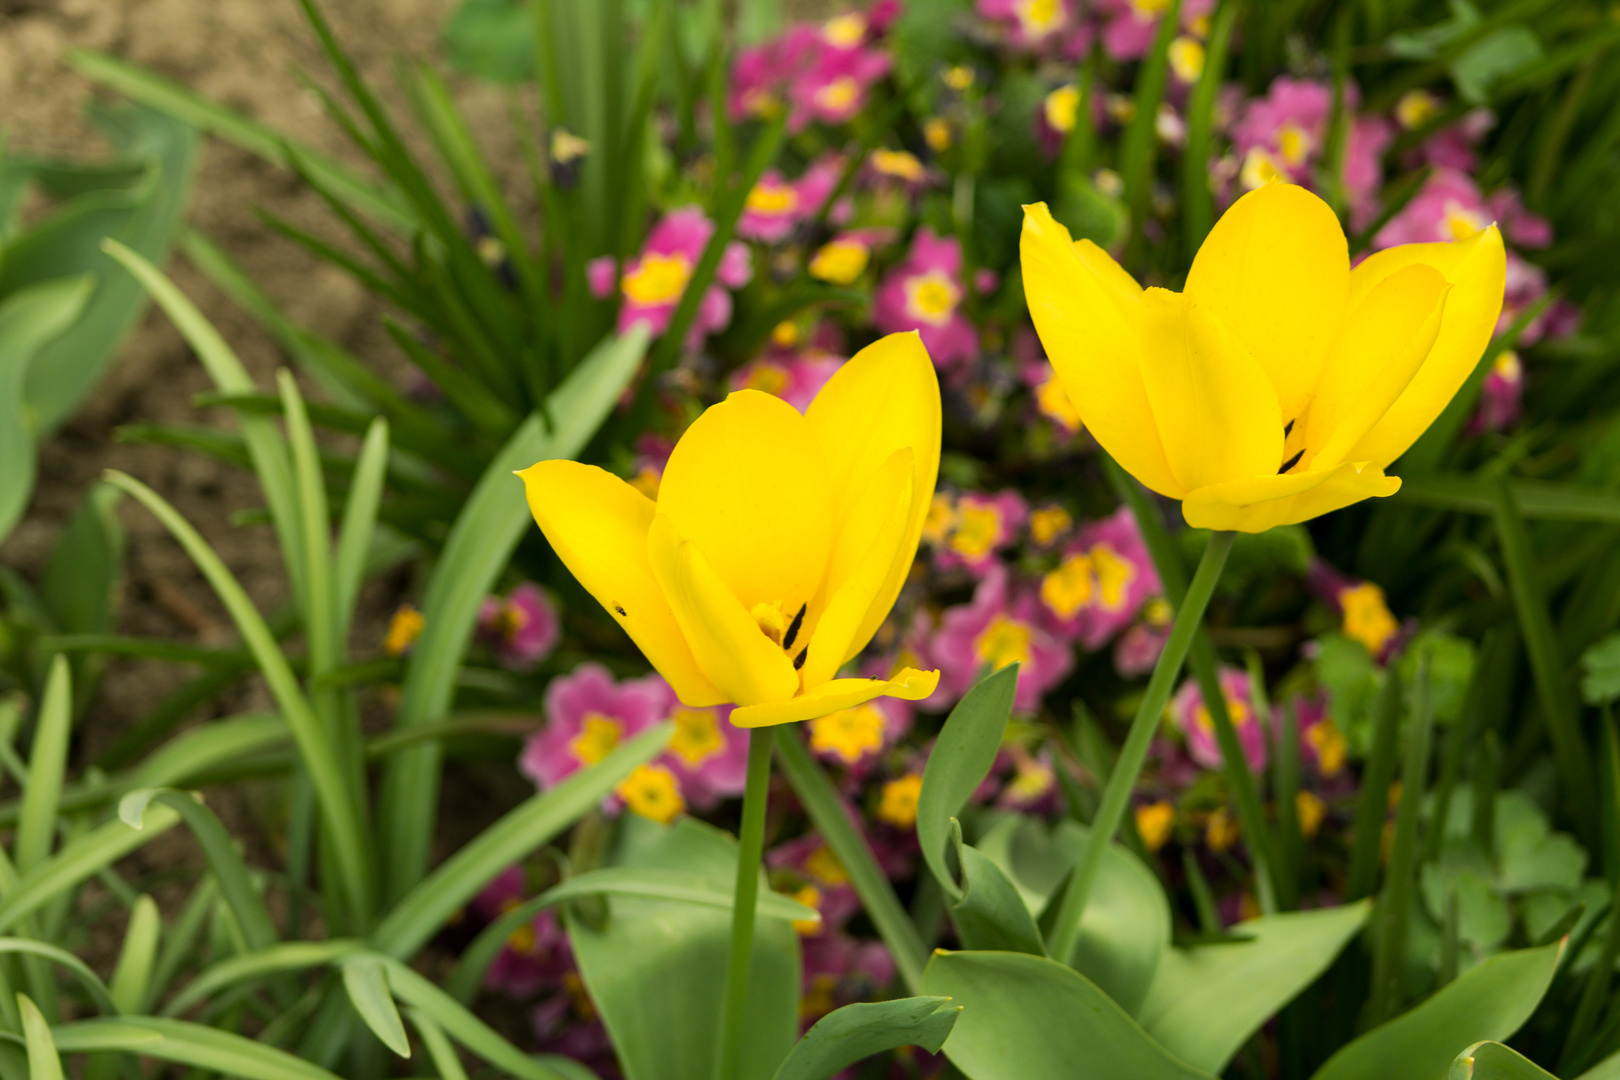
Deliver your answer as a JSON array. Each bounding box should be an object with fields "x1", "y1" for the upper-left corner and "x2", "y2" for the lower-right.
[
  {"x1": 333, "y1": 418, "x2": 389, "y2": 647},
  {"x1": 0, "y1": 939, "x2": 118, "y2": 1015},
  {"x1": 109, "y1": 895, "x2": 161, "y2": 1014},
  {"x1": 1450, "y1": 1042, "x2": 1558, "y2": 1079},
  {"x1": 922, "y1": 950, "x2": 1215, "y2": 1080},
  {"x1": 0, "y1": 806, "x2": 178, "y2": 935},
  {"x1": 406, "y1": 1007, "x2": 471, "y2": 1080},
  {"x1": 1579, "y1": 1047, "x2": 1620, "y2": 1080},
  {"x1": 538, "y1": 867, "x2": 819, "y2": 922},
  {"x1": 162, "y1": 941, "x2": 362, "y2": 1018},
  {"x1": 773, "y1": 997, "x2": 960, "y2": 1080},
  {"x1": 919, "y1": 665, "x2": 1020, "y2": 900},
  {"x1": 1451, "y1": 26, "x2": 1542, "y2": 104},
  {"x1": 951, "y1": 833, "x2": 1046, "y2": 958},
  {"x1": 1581, "y1": 634, "x2": 1620, "y2": 707},
  {"x1": 1138, "y1": 902, "x2": 1370, "y2": 1074},
  {"x1": 128, "y1": 713, "x2": 288, "y2": 791},
  {"x1": 40, "y1": 480, "x2": 124, "y2": 635},
  {"x1": 51, "y1": 1017, "x2": 341, "y2": 1080},
  {"x1": 1310, "y1": 943, "x2": 1562, "y2": 1080},
  {"x1": 20, "y1": 994, "x2": 64, "y2": 1080},
  {"x1": 569, "y1": 816, "x2": 800, "y2": 1080},
  {"x1": 16, "y1": 656, "x2": 73, "y2": 874},
  {"x1": 443, "y1": 0, "x2": 536, "y2": 82},
  {"x1": 341, "y1": 957, "x2": 410, "y2": 1058}
]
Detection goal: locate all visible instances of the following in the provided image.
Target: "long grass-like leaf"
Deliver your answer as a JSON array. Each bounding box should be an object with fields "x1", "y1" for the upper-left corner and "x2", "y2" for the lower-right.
[
  {"x1": 0, "y1": 807, "x2": 179, "y2": 935},
  {"x1": 0, "y1": 941, "x2": 117, "y2": 1015},
  {"x1": 161, "y1": 941, "x2": 361, "y2": 1018},
  {"x1": 334, "y1": 418, "x2": 388, "y2": 647},
  {"x1": 51, "y1": 1017, "x2": 342, "y2": 1080},
  {"x1": 19, "y1": 995, "x2": 64, "y2": 1080},
  {"x1": 1368, "y1": 657, "x2": 1434, "y2": 1023},
  {"x1": 1120, "y1": 0, "x2": 1181, "y2": 253},
  {"x1": 15, "y1": 657, "x2": 71, "y2": 875},
  {"x1": 108, "y1": 896, "x2": 160, "y2": 1015},
  {"x1": 1347, "y1": 671, "x2": 1403, "y2": 902},
  {"x1": 1181, "y1": 0, "x2": 1240, "y2": 260}
]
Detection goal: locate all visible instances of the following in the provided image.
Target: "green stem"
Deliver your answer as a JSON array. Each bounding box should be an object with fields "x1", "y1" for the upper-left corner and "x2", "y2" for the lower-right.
[
  {"x1": 713, "y1": 726, "x2": 774, "y2": 1080},
  {"x1": 1047, "y1": 530, "x2": 1234, "y2": 965}
]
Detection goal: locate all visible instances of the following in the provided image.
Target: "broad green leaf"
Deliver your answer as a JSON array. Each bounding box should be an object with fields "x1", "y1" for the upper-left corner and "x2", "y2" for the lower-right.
[
  {"x1": 40, "y1": 481, "x2": 124, "y2": 635},
  {"x1": 0, "y1": 276, "x2": 93, "y2": 541},
  {"x1": 1450, "y1": 1042, "x2": 1558, "y2": 1079},
  {"x1": 922, "y1": 950, "x2": 1215, "y2": 1080},
  {"x1": 1451, "y1": 26, "x2": 1542, "y2": 104},
  {"x1": 373, "y1": 723, "x2": 671, "y2": 960},
  {"x1": 918, "y1": 665, "x2": 1020, "y2": 900},
  {"x1": 1310, "y1": 943, "x2": 1562, "y2": 1080},
  {"x1": 951, "y1": 834, "x2": 1045, "y2": 958},
  {"x1": 0, "y1": 805, "x2": 178, "y2": 935},
  {"x1": 772, "y1": 997, "x2": 960, "y2": 1080},
  {"x1": 16, "y1": 657, "x2": 73, "y2": 873},
  {"x1": 381, "y1": 324, "x2": 650, "y2": 902},
  {"x1": 443, "y1": 0, "x2": 536, "y2": 82},
  {"x1": 341, "y1": 957, "x2": 410, "y2": 1058},
  {"x1": 109, "y1": 895, "x2": 161, "y2": 1014},
  {"x1": 51, "y1": 1017, "x2": 341, "y2": 1080},
  {"x1": 1138, "y1": 903, "x2": 1370, "y2": 1074},
  {"x1": 568, "y1": 817, "x2": 800, "y2": 1080},
  {"x1": 1579, "y1": 1048, "x2": 1620, "y2": 1080},
  {"x1": 20, "y1": 995, "x2": 64, "y2": 1080},
  {"x1": 539, "y1": 867, "x2": 819, "y2": 922},
  {"x1": 977, "y1": 815, "x2": 1170, "y2": 1015}
]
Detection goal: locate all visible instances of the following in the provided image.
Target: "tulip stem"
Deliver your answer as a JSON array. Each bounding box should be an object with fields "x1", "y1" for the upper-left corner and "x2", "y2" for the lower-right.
[
  {"x1": 714, "y1": 725, "x2": 775, "y2": 1080},
  {"x1": 1046, "y1": 529, "x2": 1234, "y2": 967}
]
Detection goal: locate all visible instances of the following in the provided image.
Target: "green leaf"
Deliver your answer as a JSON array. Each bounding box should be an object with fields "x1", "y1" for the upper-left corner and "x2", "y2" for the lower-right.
[
  {"x1": 0, "y1": 807, "x2": 179, "y2": 937},
  {"x1": 922, "y1": 950, "x2": 1215, "y2": 1080},
  {"x1": 1581, "y1": 634, "x2": 1620, "y2": 706},
  {"x1": 109, "y1": 895, "x2": 161, "y2": 1014},
  {"x1": 373, "y1": 723, "x2": 671, "y2": 960},
  {"x1": 340, "y1": 957, "x2": 410, "y2": 1058},
  {"x1": 406, "y1": 1008, "x2": 471, "y2": 1080},
  {"x1": 161, "y1": 940, "x2": 362, "y2": 1017},
  {"x1": 1450, "y1": 1042, "x2": 1558, "y2": 1079},
  {"x1": 40, "y1": 480, "x2": 124, "y2": 635},
  {"x1": 1309, "y1": 943, "x2": 1562, "y2": 1080},
  {"x1": 977, "y1": 815, "x2": 1170, "y2": 1016},
  {"x1": 918, "y1": 665, "x2": 1020, "y2": 900},
  {"x1": 772, "y1": 997, "x2": 960, "y2": 1080},
  {"x1": 16, "y1": 656, "x2": 73, "y2": 874},
  {"x1": 538, "y1": 867, "x2": 819, "y2": 922},
  {"x1": 951, "y1": 832, "x2": 1046, "y2": 958},
  {"x1": 333, "y1": 419, "x2": 388, "y2": 649},
  {"x1": 443, "y1": 0, "x2": 536, "y2": 81},
  {"x1": 128, "y1": 713, "x2": 289, "y2": 792},
  {"x1": 20, "y1": 995, "x2": 64, "y2": 1080},
  {"x1": 568, "y1": 817, "x2": 800, "y2": 1080},
  {"x1": 1137, "y1": 903, "x2": 1370, "y2": 1074},
  {"x1": 51, "y1": 1017, "x2": 342, "y2": 1080},
  {"x1": 1397, "y1": 474, "x2": 1620, "y2": 524},
  {"x1": 0, "y1": 939, "x2": 119, "y2": 1015},
  {"x1": 1579, "y1": 1048, "x2": 1620, "y2": 1080},
  {"x1": 0, "y1": 276, "x2": 94, "y2": 542},
  {"x1": 1451, "y1": 26, "x2": 1542, "y2": 104}
]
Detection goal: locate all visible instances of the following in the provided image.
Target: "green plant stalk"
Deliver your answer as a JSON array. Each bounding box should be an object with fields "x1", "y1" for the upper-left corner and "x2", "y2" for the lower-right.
[
  {"x1": 1368, "y1": 656, "x2": 1433, "y2": 1025},
  {"x1": 713, "y1": 726, "x2": 774, "y2": 1080},
  {"x1": 1120, "y1": 0, "x2": 1181, "y2": 257},
  {"x1": 1181, "y1": 0, "x2": 1240, "y2": 260},
  {"x1": 1047, "y1": 529, "x2": 1233, "y2": 966},
  {"x1": 1346, "y1": 670, "x2": 1403, "y2": 902}
]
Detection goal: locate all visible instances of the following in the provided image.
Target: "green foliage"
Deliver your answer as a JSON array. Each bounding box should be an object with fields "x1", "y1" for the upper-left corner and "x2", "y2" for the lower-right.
[{"x1": 772, "y1": 997, "x2": 959, "y2": 1080}]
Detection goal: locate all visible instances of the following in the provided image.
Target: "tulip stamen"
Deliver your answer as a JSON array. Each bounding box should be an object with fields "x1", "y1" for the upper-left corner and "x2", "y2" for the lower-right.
[
  {"x1": 783, "y1": 603, "x2": 807, "y2": 650},
  {"x1": 1279, "y1": 448, "x2": 1305, "y2": 474},
  {"x1": 793, "y1": 647, "x2": 808, "y2": 671},
  {"x1": 1283, "y1": 419, "x2": 1295, "y2": 438}
]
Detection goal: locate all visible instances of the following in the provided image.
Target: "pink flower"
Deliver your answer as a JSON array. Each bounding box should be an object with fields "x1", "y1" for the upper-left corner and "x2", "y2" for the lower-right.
[
  {"x1": 1230, "y1": 77, "x2": 1334, "y2": 190},
  {"x1": 477, "y1": 583, "x2": 560, "y2": 671},
  {"x1": 935, "y1": 490, "x2": 1027, "y2": 575},
  {"x1": 1097, "y1": 0, "x2": 1213, "y2": 61},
  {"x1": 1411, "y1": 108, "x2": 1494, "y2": 172},
  {"x1": 728, "y1": 352, "x2": 846, "y2": 413},
  {"x1": 729, "y1": 25, "x2": 823, "y2": 121},
  {"x1": 1113, "y1": 598, "x2": 1171, "y2": 677},
  {"x1": 661, "y1": 702, "x2": 751, "y2": 808},
  {"x1": 977, "y1": 0, "x2": 1083, "y2": 53},
  {"x1": 1372, "y1": 168, "x2": 1493, "y2": 248},
  {"x1": 932, "y1": 565, "x2": 1074, "y2": 712},
  {"x1": 1470, "y1": 349, "x2": 1524, "y2": 434},
  {"x1": 874, "y1": 227, "x2": 979, "y2": 370},
  {"x1": 800, "y1": 931, "x2": 898, "y2": 1025},
  {"x1": 1171, "y1": 666, "x2": 1266, "y2": 773},
  {"x1": 520, "y1": 664, "x2": 668, "y2": 790},
  {"x1": 1487, "y1": 187, "x2": 1552, "y2": 249},
  {"x1": 1039, "y1": 507, "x2": 1161, "y2": 649},
  {"x1": 472, "y1": 867, "x2": 572, "y2": 997},
  {"x1": 737, "y1": 157, "x2": 844, "y2": 243},
  {"x1": 1343, "y1": 116, "x2": 1393, "y2": 231},
  {"x1": 789, "y1": 41, "x2": 892, "y2": 130},
  {"x1": 1293, "y1": 695, "x2": 1349, "y2": 782},
  {"x1": 593, "y1": 207, "x2": 753, "y2": 346}
]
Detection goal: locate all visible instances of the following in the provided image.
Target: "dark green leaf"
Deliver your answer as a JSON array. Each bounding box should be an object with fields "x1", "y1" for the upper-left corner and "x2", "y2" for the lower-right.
[
  {"x1": 918, "y1": 665, "x2": 1020, "y2": 900},
  {"x1": 772, "y1": 997, "x2": 960, "y2": 1080}
]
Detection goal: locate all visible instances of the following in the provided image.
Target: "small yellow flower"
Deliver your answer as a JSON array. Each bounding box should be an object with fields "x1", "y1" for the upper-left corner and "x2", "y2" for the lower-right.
[
  {"x1": 942, "y1": 65, "x2": 976, "y2": 91},
  {"x1": 1277, "y1": 122, "x2": 1313, "y2": 167},
  {"x1": 616, "y1": 763, "x2": 685, "y2": 824},
  {"x1": 520, "y1": 334, "x2": 942, "y2": 727},
  {"x1": 815, "y1": 77, "x2": 861, "y2": 114},
  {"x1": 1340, "y1": 581, "x2": 1398, "y2": 655},
  {"x1": 1136, "y1": 801, "x2": 1175, "y2": 852},
  {"x1": 804, "y1": 844, "x2": 849, "y2": 886},
  {"x1": 809, "y1": 239, "x2": 871, "y2": 285},
  {"x1": 809, "y1": 703, "x2": 888, "y2": 764},
  {"x1": 384, "y1": 604, "x2": 424, "y2": 657},
  {"x1": 1240, "y1": 146, "x2": 1287, "y2": 190},
  {"x1": 788, "y1": 884, "x2": 824, "y2": 935},
  {"x1": 922, "y1": 492, "x2": 957, "y2": 545},
  {"x1": 871, "y1": 149, "x2": 927, "y2": 183},
  {"x1": 974, "y1": 614, "x2": 1032, "y2": 672},
  {"x1": 1041, "y1": 553, "x2": 1095, "y2": 619},
  {"x1": 621, "y1": 252, "x2": 693, "y2": 306},
  {"x1": 877, "y1": 774, "x2": 924, "y2": 827},
  {"x1": 549, "y1": 128, "x2": 589, "y2": 165},
  {"x1": 1043, "y1": 85, "x2": 1082, "y2": 134},
  {"x1": 1205, "y1": 806, "x2": 1240, "y2": 852},
  {"x1": 949, "y1": 502, "x2": 1002, "y2": 559},
  {"x1": 1395, "y1": 89, "x2": 1440, "y2": 131},
  {"x1": 571, "y1": 713, "x2": 624, "y2": 766},
  {"x1": 1029, "y1": 505, "x2": 1072, "y2": 545},
  {"x1": 771, "y1": 320, "x2": 801, "y2": 347},
  {"x1": 923, "y1": 117, "x2": 953, "y2": 152},
  {"x1": 668, "y1": 707, "x2": 725, "y2": 765},
  {"x1": 1304, "y1": 717, "x2": 1347, "y2": 777},
  {"x1": 1020, "y1": 184, "x2": 1506, "y2": 532},
  {"x1": 746, "y1": 178, "x2": 800, "y2": 216},
  {"x1": 1016, "y1": 0, "x2": 1063, "y2": 35},
  {"x1": 1296, "y1": 790, "x2": 1327, "y2": 839},
  {"x1": 1169, "y1": 36, "x2": 1205, "y2": 83},
  {"x1": 821, "y1": 12, "x2": 866, "y2": 47}
]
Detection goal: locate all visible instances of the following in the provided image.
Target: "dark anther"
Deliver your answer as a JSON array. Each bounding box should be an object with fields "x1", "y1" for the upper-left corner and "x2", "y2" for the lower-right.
[
  {"x1": 793, "y1": 647, "x2": 808, "y2": 671},
  {"x1": 1283, "y1": 419, "x2": 1295, "y2": 438},
  {"x1": 613, "y1": 605, "x2": 627, "y2": 616},
  {"x1": 783, "y1": 603, "x2": 807, "y2": 650},
  {"x1": 1278, "y1": 449, "x2": 1305, "y2": 474}
]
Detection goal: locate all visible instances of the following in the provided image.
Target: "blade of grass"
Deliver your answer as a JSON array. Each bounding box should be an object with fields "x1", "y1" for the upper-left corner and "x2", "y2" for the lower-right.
[
  {"x1": 1347, "y1": 670, "x2": 1404, "y2": 903},
  {"x1": 108, "y1": 895, "x2": 160, "y2": 1015},
  {"x1": 1181, "y1": 0, "x2": 1240, "y2": 260},
  {"x1": 1120, "y1": 0, "x2": 1181, "y2": 255},
  {"x1": 333, "y1": 418, "x2": 388, "y2": 648},
  {"x1": 15, "y1": 657, "x2": 71, "y2": 875},
  {"x1": 0, "y1": 807, "x2": 179, "y2": 935}
]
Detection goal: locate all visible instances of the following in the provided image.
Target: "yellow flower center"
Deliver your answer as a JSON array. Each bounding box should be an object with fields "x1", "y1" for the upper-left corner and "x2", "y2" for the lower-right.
[
  {"x1": 1443, "y1": 201, "x2": 1487, "y2": 241},
  {"x1": 1339, "y1": 582, "x2": 1398, "y2": 654},
  {"x1": 975, "y1": 614, "x2": 1032, "y2": 672},
  {"x1": 615, "y1": 763, "x2": 685, "y2": 824},
  {"x1": 507, "y1": 921, "x2": 539, "y2": 955},
  {"x1": 771, "y1": 320, "x2": 801, "y2": 347},
  {"x1": 942, "y1": 65, "x2": 976, "y2": 91},
  {"x1": 1494, "y1": 349, "x2": 1522, "y2": 381},
  {"x1": 629, "y1": 465, "x2": 661, "y2": 500},
  {"x1": 1194, "y1": 694, "x2": 1251, "y2": 734},
  {"x1": 1006, "y1": 757, "x2": 1054, "y2": 801},
  {"x1": 949, "y1": 503, "x2": 1001, "y2": 558},
  {"x1": 668, "y1": 707, "x2": 725, "y2": 765},
  {"x1": 1169, "y1": 36, "x2": 1205, "y2": 82},
  {"x1": 1395, "y1": 89, "x2": 1439, "y2": 131},
  {"x1": 924, "y1": 117, "x2": 953, "y2": 152},
  {"x1": 1205, "y1": 806, "x2": 1239, "y2": 852},
  {"x1": 1091, "y1": 543, "x2": 1136, "y2": 611},
  {"x1": 1018, "y1": 0, "x2": 1062, "y2": 34},
  {"x1": 804, "y1": 844, "x2": 849, "y2": 886},
  {"x1": 1240, "y1": 146, "x2": 1286, "y2": 190},
  {"x1": 1144, "y1": 596, "x2": 1172, "y2": 626},
  {"x1": 821, "y1": 12, "x2": 867, "y2": 47},
  {"x1": 743, "y1": 361, "x2": 790, "y2": 397},
  {"x1": 789, "y1": 884, "x2": 823, "y2": 935},
  {"x1": 809, "y1": 239, "x2": 870, "y2": 285},
  {"x1": 877, "y1": 774, "x2": 924, "y2": 827},
  {"x1": 1304, "y1": 717, "x2": 1347, "y2": 778},
  {"x1": 490, "y1": 600, "x2": 529, "y2": 638},
  {"x1": 572, "y1": 713, "x2": 624, "y2": 765},
  {"x1": 1277, "y1": 123, "x2": 1313, "y2": 167},
  {"x1": 384, "y1": 603, "x2": 424, "y2": 657},
  {"x1": 1131, "y1": 0, "x2": 1170, "y2": 15},
  {"x1": 1043, "y1": 85, "x2": 1082, "y2": 134},
  {"x1": 743, "y1": 89, "x2": 783, "y2": 119},
  {"x1": 815, "y1": 76, "x2": 861, "y2": 114},
  {"x1": 1041, "y1": 553, "x2": 1094, "y2": 619},
  {"x1": 906, "y1": 270, "x2": 964, "y2": 324},
  {"x1": 746, "y1": 180, "x2": 800, "y2": 216},
  {"x1": 1296, "y1": 790, "x2": 1327, "y2": 839},
  {"x1": 621, "y1": 252, "x2": 692, "y2": 305},
  {"x1": 1029, "y1": 506, "x2": 1072, "y2": 545},
  {"x1": 872, "y1": 148, "x2": 927, "y2": 182},
  {"x1": 1135, "y1": 801, "x2": 1175, "y2": 852},
  {"x1": 922, "y1": 492, "x2": 957, "y2": 544},
  {"x1": 809, "y1": 704, "x2": 887, "y2": 763}
]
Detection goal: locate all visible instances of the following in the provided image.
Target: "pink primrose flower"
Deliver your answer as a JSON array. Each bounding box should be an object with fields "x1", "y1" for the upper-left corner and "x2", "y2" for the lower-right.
[
  {"x1": 1171, "y1": 665, "x2": 1266, "y2": 772},
  {"x1": 737, "y1": 157, "x2": 844, "y2": 243},
  {"x1": 472, "y1": 867, "x2": 572, "y2": 997},
  {"x1": 1097, "y1": 0, "x2": 1213, "y2": 61},
  {"x1": 1231, "y1": 77, "x2": 1334, "y2": 190},
  {"x1": 661, "y1": 701, "x2": 751, "y2": 808},
  {"x1": 601, "y1": 207, "x2": 753, "y2": 346},
  {"x1": 520, "y1": 663, "x2": 668, "y2": 790},
  {"x1": 932, "y1": 564, "x2": 1074, "y2": 711},
  {"x1": 935, "y1": 489, "x2": 1027, "y2": 575},
  {"x1": 1469, "y1": 349, "x2": 1524, "y2": 434},
  {"x1": 789, "y1": 40, "x2": 892, "y2": 130},
  {"x1": 1038, "y1": 506, "x2": 1160, "y2": 649},
  {"x1": 977, "y1": 0, "x2": 1080, "y2": 53},
  {"x1": 477, "y1": 582, "x2": 560, "y2": 671},
  {"x1": 1113, "y1": 596, "x2": 1172, "y2": 677},
  {"x1": 874, "y1": 227, "x2": 979, "y2": 370},
  {"x1": 728, "y1": 352, "x2": 846, "y2": 413}
]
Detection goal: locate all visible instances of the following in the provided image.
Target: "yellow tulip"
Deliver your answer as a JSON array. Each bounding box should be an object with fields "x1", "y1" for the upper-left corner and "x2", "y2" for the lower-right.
[
  {"x1": 1021, "y1": 182, "x2": 1506, "y2": 532},
  {"x1": 518, "y1": 332, "x2": 942, "y2": 727}
]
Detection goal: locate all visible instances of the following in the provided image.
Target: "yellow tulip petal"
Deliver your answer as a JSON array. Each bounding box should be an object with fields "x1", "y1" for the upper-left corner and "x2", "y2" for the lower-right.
[
  {"x1": 1184, "y1": 183, "x2": 1349, "y2": 420},
  {"x1": 804, "y1": 331, "x2": 940, "y2": 657},
  {"x1": 1306, "y1": 263, "x2": 1450, "y2": 470},
  {"x1": 1340, "y1": 225, "x2": 1507, "y2": 468},
  {"x1": 647, "y1": 512, "x2": 799, "y2": 706},
  {"x1": 517, "y1": 461, "x2": 722, "y2": 706},
  {"x1": 730, "y1": 668, "x2": 941, "y2": 728},
  {"x1": 1182, "y1": 461, "x2": 1401, "y2": 533},
  {"x1": 801, "y1": 450, "x2": 913, "y2": 691},
  {"x1": 657, "y1": 389, "x2": 834, "y2": 617},
  {"x1": 1138, "y1": 289, "x2": 1284, "y2": 492},
  {"x1": 1020, "y1": 203, "x2": 1185, "y2": 497}
]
